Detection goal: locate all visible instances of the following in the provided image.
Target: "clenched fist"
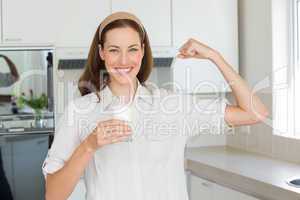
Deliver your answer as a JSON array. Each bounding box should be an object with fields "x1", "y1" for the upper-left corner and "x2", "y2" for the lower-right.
[{"x1": 177, "y1": 38, "x2": 218, "y2": 60}]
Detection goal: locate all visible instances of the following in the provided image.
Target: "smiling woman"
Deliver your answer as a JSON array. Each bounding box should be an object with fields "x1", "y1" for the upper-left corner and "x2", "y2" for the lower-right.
[{"x1": 43, "y1": 11, "x2": 268, "y2": 200}]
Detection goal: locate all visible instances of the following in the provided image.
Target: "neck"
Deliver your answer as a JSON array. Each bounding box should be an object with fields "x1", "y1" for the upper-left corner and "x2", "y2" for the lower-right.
[{"x1": 108, "y1": 78, "x2": 138, "y2": 103}]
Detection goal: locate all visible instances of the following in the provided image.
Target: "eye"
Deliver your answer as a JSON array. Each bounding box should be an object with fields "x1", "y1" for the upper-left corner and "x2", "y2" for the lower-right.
[
  {"x1": 109, "y1": 49, "x2": 119, "y2": 53},
  {"x1": 129, "y1": 48, "x2": 138, "y2": 52}
]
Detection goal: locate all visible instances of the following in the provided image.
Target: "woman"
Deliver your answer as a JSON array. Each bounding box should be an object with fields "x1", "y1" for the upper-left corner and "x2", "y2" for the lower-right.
[{"x1": 43, "y1": 12, "x2": 269, "y2": 200}]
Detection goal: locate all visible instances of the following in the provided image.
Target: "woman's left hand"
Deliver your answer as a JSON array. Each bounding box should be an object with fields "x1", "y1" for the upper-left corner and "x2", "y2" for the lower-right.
[{"x1": 177, "y1": 38, "x2": 217, "y2": 60}]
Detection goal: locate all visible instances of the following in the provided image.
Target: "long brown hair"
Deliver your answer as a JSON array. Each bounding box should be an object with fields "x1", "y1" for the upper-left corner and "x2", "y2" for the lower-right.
[{"x1": 78, "y1": 18, "x2": 153, "y2": 100}]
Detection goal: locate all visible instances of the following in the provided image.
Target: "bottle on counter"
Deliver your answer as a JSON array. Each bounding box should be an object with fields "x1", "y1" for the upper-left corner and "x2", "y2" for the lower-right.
[{"x1": 10, "y1": 95, "x2": 18, "y2": 114}]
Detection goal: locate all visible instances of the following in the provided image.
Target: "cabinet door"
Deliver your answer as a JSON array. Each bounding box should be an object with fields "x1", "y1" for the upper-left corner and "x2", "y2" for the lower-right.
[
  {"x1": 2, "y1": 0, "x2": 58, "y2": 45},
  {"x1": 12, "y1": 135, "x2": 49, "y2": 200},
  {"x1": 111, "y1": 0, "x2": 172, "y2": 47},
  {"x1": 173, "y1": 0, "x2": 238, "y2": 67},
  {"x1": 55, "y1": 0, "x2": 110, "y2": 47},
  {"x1": 172, "y1": 0, "x2": 238, "y2": 93},
  {"x1": 190, "y1": 175, "x2": 214, "y2": 200},
  {"x1": 213, "y1": 184, "x2": 259, "y2": 200},
  {"x1": 0, "y1": 135, "x2": 14, "y2": 196}
]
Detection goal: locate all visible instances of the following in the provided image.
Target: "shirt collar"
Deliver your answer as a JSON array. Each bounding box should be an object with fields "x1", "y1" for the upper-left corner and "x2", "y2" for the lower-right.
[{"x1": 99, "y1": 79, "x2": 153, "y2": 110}]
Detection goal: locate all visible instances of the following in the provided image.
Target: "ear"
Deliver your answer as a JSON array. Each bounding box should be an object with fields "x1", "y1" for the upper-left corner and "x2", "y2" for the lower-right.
[{"x1": 99, "y1": 45, "x2": 105, "y2": 60}]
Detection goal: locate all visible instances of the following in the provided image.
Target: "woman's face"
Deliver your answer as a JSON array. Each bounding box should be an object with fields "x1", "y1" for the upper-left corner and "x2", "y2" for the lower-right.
[{"x1": 100, "y1": 27, "x2": 144, "y2": 86}]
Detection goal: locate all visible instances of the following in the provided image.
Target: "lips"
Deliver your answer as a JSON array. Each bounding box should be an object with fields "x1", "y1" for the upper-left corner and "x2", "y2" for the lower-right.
[{"x1": 113, "y1": 67, "x2": 132, "y2": 74}]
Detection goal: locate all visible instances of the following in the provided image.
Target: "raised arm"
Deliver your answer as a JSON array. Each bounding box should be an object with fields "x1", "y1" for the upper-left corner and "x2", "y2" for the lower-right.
[{"x1": 178, "y1": 38, "x2": 269, "y2": 126}]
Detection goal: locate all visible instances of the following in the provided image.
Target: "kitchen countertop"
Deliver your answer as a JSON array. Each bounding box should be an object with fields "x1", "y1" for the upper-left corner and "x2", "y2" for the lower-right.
[{"x1": 185, "y1": 146, "x2": 300, "y2": 200}]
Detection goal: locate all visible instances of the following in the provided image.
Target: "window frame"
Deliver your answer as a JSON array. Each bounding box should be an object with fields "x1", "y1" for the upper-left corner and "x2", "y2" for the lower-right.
[
  {"x1": 273, "y1": 0, "x2": 299, "y2": 139},
  {"x1": 292, "y1": 0, "x2": 300, "y2": 138}
]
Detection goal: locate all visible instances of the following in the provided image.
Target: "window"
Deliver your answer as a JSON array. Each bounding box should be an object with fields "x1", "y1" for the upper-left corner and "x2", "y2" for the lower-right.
[
  {"x1": 295, "y1": 0, "x2": 300, "y2": 137},
  {"x1": 273, "y1": 0, "x2": 300, "y2": 138}
]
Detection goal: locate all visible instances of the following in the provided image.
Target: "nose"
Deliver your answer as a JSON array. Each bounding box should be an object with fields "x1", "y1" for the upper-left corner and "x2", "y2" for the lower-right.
[{"x1": 119, "y1": 52, "x2": 129, "y2": 66}]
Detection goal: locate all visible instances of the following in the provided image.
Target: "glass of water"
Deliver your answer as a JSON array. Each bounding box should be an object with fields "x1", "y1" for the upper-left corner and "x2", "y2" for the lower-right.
[{"x1": 110, "y1": 103, "x2": 135, "y2": 142}]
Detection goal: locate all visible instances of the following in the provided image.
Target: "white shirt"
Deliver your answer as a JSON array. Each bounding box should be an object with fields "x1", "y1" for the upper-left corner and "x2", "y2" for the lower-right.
[{"x1": 43, "y1": 81, "x2": 228, "y2": 200}]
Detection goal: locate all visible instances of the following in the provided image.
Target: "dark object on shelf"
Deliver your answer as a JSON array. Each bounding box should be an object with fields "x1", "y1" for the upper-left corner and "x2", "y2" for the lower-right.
[
  {"x1": 153, "y1": 57, "x2": 173, "y2": 67},
  {"x1": 0, "y1": 95, "x2": 11, "y2": 103},
  {"x1": 58, "y1": 59, "x2": 87, "y2": 69},
  {"x1": 11, "y1": 102, "x2": 18, "y2": 114}
]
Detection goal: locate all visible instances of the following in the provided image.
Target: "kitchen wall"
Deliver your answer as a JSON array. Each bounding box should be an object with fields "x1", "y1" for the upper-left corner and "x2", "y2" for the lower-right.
[{"x1": 227, "y1": 0, "x2": 300, "y2": 164}]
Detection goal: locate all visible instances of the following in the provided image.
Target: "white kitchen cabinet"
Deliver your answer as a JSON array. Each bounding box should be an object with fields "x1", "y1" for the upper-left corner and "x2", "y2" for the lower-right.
[
  {"x1": 2, "y1": 0, "x2": 58, "y2": 45},
  {"x1": 189, "y1": 174, "x2": 260, "y2": 200},
  {"x1": 111, "y1": 0, "x2": 172, "y2": 47},
  {"x1": 1, "y1": 0, "x2": 110, "y2": 47},
  {"x1": 55, "y1": 0, "x2": 110, "y2": 47},
  {"x1": 213, "y1": 184, "x2": 259, "y2": 200},
  {"x1": 173, "y1": 0, "x2": 238, "y2": 66},
  {"x1": 172, "y1": 0, "x2": 239, "y2": 93},
  {"x1": 190, "y1": 174, "x2": 214, "y2": 200}
]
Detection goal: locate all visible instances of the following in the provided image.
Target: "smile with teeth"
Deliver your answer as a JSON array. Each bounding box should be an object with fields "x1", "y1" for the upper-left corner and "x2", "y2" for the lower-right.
[{"x1": 113, "y1": 67, "x2": 132, "y2": 74}]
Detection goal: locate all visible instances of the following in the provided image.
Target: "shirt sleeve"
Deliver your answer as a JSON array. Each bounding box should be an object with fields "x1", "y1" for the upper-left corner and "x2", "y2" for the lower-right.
[
  {"x1": 182, "y1": 95, "x2": 232, "y2": 139},
  {"x1": 0, "y1": 72, "x2": 14, "y2": 87},
  {"x1": 42, "y1": 101, "x2": 81, "y2": 178}
]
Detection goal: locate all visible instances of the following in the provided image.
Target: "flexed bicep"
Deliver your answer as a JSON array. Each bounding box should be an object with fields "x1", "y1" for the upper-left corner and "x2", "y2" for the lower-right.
[{"x1": 224, "y1": 105, "x2": 267, "y2": 127}]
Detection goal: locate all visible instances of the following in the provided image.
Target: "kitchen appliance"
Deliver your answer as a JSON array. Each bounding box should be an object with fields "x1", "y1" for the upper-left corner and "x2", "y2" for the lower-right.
[{"x1": 0, "y1": 47, "x2": 54, "y2": 118}]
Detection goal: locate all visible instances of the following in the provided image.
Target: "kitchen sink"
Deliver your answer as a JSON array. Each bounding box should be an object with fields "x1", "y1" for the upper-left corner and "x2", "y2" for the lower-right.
[{"x1": 286, "y1": 178, "x2": 300, "y2": 188}]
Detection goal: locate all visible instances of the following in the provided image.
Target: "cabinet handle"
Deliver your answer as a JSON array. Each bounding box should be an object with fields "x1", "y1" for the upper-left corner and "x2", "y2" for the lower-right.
[
  {"x1": 4, "y1": 38, "x2": 22, "y2": 42},
  {"x1": 201, "y1": 182, "x2": 211, "y2": 187},
  {"x1": 37, "y1": 140, "x2": 47, "y2": 145}
]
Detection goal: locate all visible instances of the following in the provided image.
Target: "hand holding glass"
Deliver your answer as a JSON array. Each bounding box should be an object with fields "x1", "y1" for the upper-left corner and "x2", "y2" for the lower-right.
[{"x1": 85, "y1": 119, "x2": 132, "y2": 151}]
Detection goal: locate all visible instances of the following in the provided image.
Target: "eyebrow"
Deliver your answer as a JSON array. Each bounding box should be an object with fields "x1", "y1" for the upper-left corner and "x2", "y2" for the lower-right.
[
  {"x1": 128, "y1": 44, "x2": 139, "y2": 48},
  {"x1": 107, "y1": 44, "x2": 140, "y2": 48}
]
